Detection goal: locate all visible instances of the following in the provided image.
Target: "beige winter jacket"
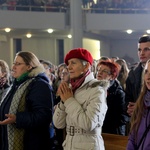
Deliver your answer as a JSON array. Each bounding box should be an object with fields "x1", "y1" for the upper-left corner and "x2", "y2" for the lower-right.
[{"x1": 53, "y1": 72, "x2": 109, "y2": 150}]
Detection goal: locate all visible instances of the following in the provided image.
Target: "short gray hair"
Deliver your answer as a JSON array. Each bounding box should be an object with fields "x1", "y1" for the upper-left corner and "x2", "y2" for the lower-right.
[{"x1": 80, "y1": 59, "x2": 88, "y2": 66}]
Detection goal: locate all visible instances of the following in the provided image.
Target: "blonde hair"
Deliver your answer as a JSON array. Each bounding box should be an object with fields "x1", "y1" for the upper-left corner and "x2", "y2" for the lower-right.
[
  {"x1": 116, "y1": 59, "x2": 129, "y2": 90},
  {"x1": 16, "y1": 51, "x2": 40, "y2": 68}
]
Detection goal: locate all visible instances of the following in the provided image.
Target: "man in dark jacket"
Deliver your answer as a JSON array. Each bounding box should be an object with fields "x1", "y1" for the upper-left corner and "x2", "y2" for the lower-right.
[
  {"x1": 126, "y1": 35, "x2": 150, "y2": 116},
  {"x1": 125, "y1": 35, "x2": 150, "y2": 134}
]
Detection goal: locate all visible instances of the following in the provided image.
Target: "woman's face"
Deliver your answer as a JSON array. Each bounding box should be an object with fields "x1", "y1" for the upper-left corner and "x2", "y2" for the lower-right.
[
  {"x1": 61, "y1": 68, "x2": 69, "y2": 82},
  {"x1": 58, "y1": 66, "x2": 65, "y2": 78},
  {"x1": 67, "y1": 58, "x2": 88, "y2": 80},
  {"x1": 96, "y1": 64, "x2": 112, "y2": 80},
  {"x1": 144, "y1": 62, "x2": 150, "y2": 90},
  {"x1": 42, "y1": 63, "x2": 51, "y2": 77},
  {"x1": 11, "y1": 56, "x2": 32, "y2": 78}
]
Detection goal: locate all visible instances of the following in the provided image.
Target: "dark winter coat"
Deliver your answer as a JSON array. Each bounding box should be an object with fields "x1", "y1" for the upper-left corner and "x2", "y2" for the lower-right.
[
  {"x1": 125, "y1": 62, "x2": 143, "y2": 104},
  {"x1": 0, "y1": 66, "x2": 53, "y2": 150},
  {"x1": 102, "y1": 80, "x2": 128, "y2": 135}
]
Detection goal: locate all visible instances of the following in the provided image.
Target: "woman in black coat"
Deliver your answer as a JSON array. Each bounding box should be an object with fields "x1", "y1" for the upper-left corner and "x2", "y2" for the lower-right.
[
  {"x1": 0, "y1": 51, "x2": 53, "y2": 150},
  {"x1": 96, "y1": 60, "x2": 128, "y2": 135}
]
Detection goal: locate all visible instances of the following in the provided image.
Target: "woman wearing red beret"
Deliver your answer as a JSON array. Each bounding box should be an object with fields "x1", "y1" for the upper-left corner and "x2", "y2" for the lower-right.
[{"x1": 53, "y1": 48, "x2": 109, "y2": 150}]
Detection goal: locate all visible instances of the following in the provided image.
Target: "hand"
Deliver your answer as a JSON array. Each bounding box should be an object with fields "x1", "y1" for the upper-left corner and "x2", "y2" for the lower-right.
[
  {"x1": 0, "y1": 114, "x2": 16, "y2": 125},
  {"x1": 127, "y1": 102, "x2": 135, "y2": 116},
  {"x1": 57, "y1": 82, "x2": 73, "y2": 103}
]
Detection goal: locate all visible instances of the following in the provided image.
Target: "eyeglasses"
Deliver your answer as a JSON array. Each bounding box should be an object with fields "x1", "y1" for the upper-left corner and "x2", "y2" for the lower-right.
[
  {"x1": 97, "y1": 69, "x2": 111, "y2": 75},
  {"x1": 13, "y1": 62, "x2": 26, "y2": 66}
]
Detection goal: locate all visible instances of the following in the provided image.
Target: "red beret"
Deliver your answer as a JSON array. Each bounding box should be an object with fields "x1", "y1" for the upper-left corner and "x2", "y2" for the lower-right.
[{"x1": 64, "y1": 48, "x2": 93, "y2": 65}]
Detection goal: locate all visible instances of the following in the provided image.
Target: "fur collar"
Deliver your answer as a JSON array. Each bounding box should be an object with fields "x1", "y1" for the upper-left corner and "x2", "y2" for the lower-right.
[
  {"x1": 87, "y1": 79, "x2": 110, "y2": 90},
  {"x1": 28, "y1": 64, "x2": 45, "y2": 78}
]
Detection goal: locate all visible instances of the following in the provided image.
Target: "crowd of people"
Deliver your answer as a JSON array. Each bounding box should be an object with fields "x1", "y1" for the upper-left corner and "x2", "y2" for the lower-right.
[
  {"x1": 0, "y1": 0, "x2": 70, "y2": 11},
  {"x1": 0, "y1": 0, "x2": 150, "y2": 13},
  {"x1": 87, "y1": 0, "x2": 150, "y2": 9},
  {"x1": 1, "y1": 34, "x2": 150, "y2": 149}
]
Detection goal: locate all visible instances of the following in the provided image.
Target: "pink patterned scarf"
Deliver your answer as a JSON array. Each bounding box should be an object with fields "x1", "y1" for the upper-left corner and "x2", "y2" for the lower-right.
[{"x1": 70, "y1": 70, "x2": 90, "y2": 93}]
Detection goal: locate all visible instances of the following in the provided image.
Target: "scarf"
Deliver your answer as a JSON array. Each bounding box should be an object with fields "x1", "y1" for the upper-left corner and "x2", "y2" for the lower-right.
[
  {"x1": 7, "y1": 78, "x2": 35, "y2": 150},
  {"x1": 70, "y1": 70, "x2": 90, "y2": 93},
  {"x1": 16, "y1": 72, "x2": 29, "y2": 82}
]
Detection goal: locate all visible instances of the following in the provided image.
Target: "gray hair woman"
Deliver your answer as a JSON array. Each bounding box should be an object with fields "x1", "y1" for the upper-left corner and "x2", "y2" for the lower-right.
[{"x1": 53, "y1": 48, "x2": 109, "y2": 150}]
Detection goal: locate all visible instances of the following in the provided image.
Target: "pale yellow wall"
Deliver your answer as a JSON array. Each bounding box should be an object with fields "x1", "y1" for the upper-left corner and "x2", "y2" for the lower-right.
[
  {"x1": 64, "y1": 38, "x2": 101, "y2": 60},
  {"x1": 83, "y1": 38, "x2": 100, "y2": 60}
]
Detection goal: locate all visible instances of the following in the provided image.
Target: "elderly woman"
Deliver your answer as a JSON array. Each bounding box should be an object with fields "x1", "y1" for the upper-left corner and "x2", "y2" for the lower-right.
[
  {"x1": 96, "y1": 60, "x2": 128, "y2": 135},
  {"x1": 0, "y1": 51, "x2": 53, "y2": 150},
  {"x1": 53, "y1": 48, "x2": 109, "y2": 150}
]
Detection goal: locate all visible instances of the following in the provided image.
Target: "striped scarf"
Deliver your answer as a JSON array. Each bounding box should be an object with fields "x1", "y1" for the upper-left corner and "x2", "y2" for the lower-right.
[{"x1": 70, "y1": 70, "x2": 90, "y2": 93}]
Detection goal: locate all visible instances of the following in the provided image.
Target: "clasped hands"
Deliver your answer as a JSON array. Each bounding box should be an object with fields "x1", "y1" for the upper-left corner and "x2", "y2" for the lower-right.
[
  {"x1": 0, "y1": 114, "x2": 16, "y2": 125},
  {"x1": 57, "y1": 82, "x2": 73, "y2": 103}
]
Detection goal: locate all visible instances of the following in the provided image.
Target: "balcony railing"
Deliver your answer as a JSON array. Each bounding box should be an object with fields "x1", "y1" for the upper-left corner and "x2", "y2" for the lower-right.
[
  {"x1": 1, "y1": 4, "x2": 150, "y2": 14},
  {"x1": 0, "y1": 5, "x2": 68, "y2": 12},
  {"x1": 83, "y1": 7, "x2": 150, "y2": 14}
]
